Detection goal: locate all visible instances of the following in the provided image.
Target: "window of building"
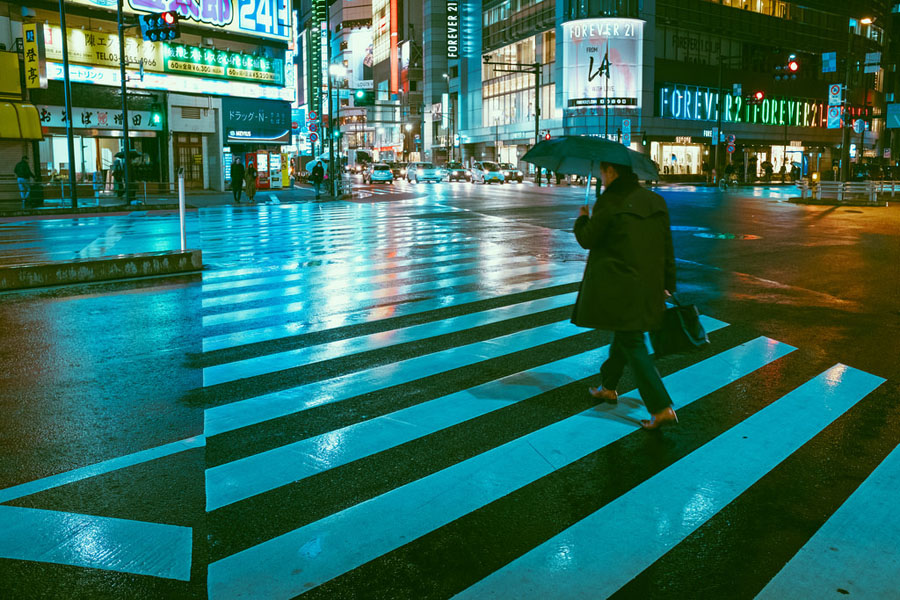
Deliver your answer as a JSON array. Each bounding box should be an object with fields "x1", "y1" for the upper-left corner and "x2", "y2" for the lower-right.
[{"x1": 542, "y1": 30, "x2": 555, "y2": 64}]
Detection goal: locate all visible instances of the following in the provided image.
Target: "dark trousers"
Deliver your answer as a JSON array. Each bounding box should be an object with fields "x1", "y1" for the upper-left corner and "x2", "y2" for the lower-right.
[
  {"x1": 600, "y1": 330, "x2": 673, "y2": 414},
  {"x1": 232, "y1": 181, "x2": 243, "y2": 202}
]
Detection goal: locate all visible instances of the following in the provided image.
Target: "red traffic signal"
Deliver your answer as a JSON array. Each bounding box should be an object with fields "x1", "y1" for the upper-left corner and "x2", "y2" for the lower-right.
[
  {"x1": 788, "y1": 60, "x2": 799, "y2": 72},
  {"x1": 543, "y1": 132, "x2": 551, "y2": 140},
  {"x1": 140, "y1": 11, "x2": 180, "y2": 42},
  {"x1": 162, "y1": 11, "x2": 176, "y2": 25},
  {"x1": 754, "y1": 91, "x2": 764, "y2": 100}
]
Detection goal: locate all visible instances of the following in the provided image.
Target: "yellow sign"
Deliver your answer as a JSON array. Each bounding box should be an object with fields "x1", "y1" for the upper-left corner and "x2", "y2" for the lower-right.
[
  {"x1": 43, "y1": 25, "x2": 163, "y2": 73},
  {"x1": 23, "y1": 24, "x2": 47, "y2": 89}
]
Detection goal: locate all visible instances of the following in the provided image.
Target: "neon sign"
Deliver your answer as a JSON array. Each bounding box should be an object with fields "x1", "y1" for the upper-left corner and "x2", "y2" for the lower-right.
[{"x1": 657, "y1": 83, "x2": 871, "y2": 128}]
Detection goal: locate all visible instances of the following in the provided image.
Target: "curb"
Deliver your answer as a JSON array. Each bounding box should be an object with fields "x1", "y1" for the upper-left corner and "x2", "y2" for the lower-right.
[
  {"x1": 788, "y1": 197, "x2": 889, "y2": 207},
  {"x1": 0, "y1": 203, "x2": 187, "y2": 218},
  {"x1": 0, "y1": 249, "x2": 203, "y2": 291}
]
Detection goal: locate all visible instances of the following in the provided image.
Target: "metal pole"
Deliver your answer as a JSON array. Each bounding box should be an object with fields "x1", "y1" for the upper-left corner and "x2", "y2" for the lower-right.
[
  {"x1": 178, "y1": 168, "x2": 185, "y2": 251},
  {"x1": 118, "y1": 0, "x2": 132, "y2": 204},
  {"x1": 840, "y1": 26, "x2": 853, "y2": 182},
  {"x1": 326, "y1": 30, "x2": 336, "y2": 197},
  {"x1": 715, "y1": 58, "x2": 723, "y2": 182},
  {"x1": 58, "y1": 0, "x2": 78, "y2": 208},
  {"x1": 604, "y1": 45, "x2": 609, "y2": 140},
  {"x1": 534, "y1": 63, "x2": 541, "y2": 186}
]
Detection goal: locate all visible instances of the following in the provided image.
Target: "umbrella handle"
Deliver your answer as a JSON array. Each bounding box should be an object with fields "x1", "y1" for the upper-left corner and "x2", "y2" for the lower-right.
[{"x1": 584, "y1": 176, "x2": 591, "y2": 205}]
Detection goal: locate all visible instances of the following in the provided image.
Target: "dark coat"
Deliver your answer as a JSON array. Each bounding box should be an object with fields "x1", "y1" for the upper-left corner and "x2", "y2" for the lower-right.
[
  {"x1": 571, "y1": 174, "x2": 676, "y2": 332},
  {"x1": 231, "y1": 162, "x2": 245, "y2": 188}
]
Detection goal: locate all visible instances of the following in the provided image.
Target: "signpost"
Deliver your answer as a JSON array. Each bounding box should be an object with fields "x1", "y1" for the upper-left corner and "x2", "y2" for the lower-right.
[
  {"x1": 827, "y1": 106, "x2": 842, "y2": 129},
  {"x1": 828, "y1": 83, "x2": 843, "y2": 106},
  {"x1": 621, "y1": 118, "x2": 631, "y2": 146}
]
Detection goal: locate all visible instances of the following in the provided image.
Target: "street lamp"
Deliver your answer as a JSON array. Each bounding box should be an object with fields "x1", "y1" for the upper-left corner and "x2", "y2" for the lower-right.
[
  {"x1": 442, "y1": 73, "x2": 454, "y2": 162},
  {"x1": 327, "y1": 64, "x2": 348, "y2": 196}
]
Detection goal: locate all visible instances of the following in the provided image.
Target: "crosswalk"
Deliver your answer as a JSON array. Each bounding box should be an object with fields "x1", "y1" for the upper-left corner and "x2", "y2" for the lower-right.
[{"x1": 188, "y1": 198, "x2": 897, "y2": 599}]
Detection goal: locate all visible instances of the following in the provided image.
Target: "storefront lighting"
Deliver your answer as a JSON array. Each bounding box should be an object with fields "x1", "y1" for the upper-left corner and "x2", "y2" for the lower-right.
[{"x1": 860, "y1": 17, "x2": 873, "y2": 24}]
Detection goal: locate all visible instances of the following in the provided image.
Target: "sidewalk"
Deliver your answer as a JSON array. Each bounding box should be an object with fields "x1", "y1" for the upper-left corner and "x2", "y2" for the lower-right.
[{"x1": 0, "y1": 186, "x2": 324, "y2": 291}]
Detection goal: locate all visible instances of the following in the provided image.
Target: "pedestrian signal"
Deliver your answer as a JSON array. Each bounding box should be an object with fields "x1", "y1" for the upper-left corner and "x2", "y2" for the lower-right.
[
  {"x1": 140, "y1": 11, "x2": 180, "y2": 42},
  {"x1": 354, "y1": 90, "x2": 375, "y2": 106}
]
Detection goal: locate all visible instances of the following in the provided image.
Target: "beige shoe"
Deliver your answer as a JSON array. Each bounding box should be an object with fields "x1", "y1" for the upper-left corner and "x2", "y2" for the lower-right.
[
  {"x1": 640, "y1": 406, "x2": 679, "y2": 430},
  {"x1": 589, "y1": 386, "x2": 618, "y2": 404}
]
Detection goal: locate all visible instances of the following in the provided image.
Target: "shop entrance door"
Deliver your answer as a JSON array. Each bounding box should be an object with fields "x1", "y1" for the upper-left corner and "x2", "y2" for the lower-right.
[{"x1": 174, "y1": 134, "x2": 203, "y2": 188}]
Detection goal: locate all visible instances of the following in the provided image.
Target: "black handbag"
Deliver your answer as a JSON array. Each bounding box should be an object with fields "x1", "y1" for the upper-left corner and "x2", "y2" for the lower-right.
[{"x1": 650, "y1": 295, "x2": 710, "y2": 357}]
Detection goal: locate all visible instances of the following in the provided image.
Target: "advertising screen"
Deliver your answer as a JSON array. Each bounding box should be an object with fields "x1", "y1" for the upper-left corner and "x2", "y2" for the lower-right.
[
  {"x1": 347, "y1": 29, "x2": 374, "y2": 90},
  {"x1": 560, "y1": 18, "x2": 643, "y2": 109}
]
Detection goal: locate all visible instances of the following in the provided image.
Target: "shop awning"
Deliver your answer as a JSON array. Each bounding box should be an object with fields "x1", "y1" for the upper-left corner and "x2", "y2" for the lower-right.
[{"x1": 0, "y1": 102, "x2": 43, "y2": 140}]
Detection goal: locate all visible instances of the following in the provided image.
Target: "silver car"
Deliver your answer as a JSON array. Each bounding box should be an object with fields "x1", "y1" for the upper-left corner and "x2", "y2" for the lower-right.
[
  {"x1": 364, "y1": 163, "x2": 394, "y2": 184},
  {"x1": 470, "y1": 161, "x2": 506, "y2": 184},
  {"x1": 407, "y1": 162, "x2": 443, "y2": 183}
]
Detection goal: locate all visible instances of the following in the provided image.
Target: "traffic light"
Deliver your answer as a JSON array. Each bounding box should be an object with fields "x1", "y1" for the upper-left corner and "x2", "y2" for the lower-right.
[
  {"x1": 354, "y1": 90, "x2": 375, "y2": 106},
  {"x1": 333, "y1": 130, "x2": 342, "y2": 139},
  {"x1": 150, "y1": 103, "x2": 163, "y2": 126},
  {"x1": 543, "y1": 130, "x2": 551, "y2": 140},
  {"x1": 140, "y1": 11, "x2": 180, "y2": 42},
  {"x1": 774, "y1": 55, "x2": 799, "y2": 81},
  {"x1": 748, "y1": 90, "x2": 765, "y2": 105}
]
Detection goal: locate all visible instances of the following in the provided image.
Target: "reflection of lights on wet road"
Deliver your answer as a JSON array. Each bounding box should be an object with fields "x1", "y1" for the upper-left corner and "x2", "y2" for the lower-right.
[{"x1": 693, "y1": 233, "x2": 761, "y2": 240}]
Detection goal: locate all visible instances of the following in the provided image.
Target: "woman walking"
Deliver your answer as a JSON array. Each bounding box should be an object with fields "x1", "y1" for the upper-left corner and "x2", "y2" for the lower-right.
[
  {"x1": 245, "y1": 161, "x2": 258, "y2": 203},
  {"x1": 571, "y1": 161, "x2": 678, "y2": 430}
]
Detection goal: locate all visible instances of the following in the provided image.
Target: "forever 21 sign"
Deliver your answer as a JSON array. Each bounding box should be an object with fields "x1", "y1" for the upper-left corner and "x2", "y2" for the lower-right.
[{"x1": 447, "y1": 1, "x2": 459, "y2": 60}]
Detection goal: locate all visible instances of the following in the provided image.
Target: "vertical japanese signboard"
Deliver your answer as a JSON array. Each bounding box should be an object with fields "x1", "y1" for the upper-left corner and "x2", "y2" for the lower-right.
[
  {"x1": 447, "y1": 1, "x2": 459, "y2": 60},
  {"x1": 560, "y1": 18, "x2": 643, "y2": 109},
  {"x1": 23, "y1": 23, "x2": 47, "y2": 89}
]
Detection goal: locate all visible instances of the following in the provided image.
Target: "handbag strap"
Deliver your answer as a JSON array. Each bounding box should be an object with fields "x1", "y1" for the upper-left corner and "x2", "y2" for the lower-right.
[{"x1": 668, "y1": 293, "x2": 683, "y2": 307}]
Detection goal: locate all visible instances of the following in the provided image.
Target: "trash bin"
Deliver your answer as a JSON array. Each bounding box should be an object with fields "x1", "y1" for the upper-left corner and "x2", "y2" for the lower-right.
[{"x1": 27, "y1": 181, "x2": 44, "y2": 207}]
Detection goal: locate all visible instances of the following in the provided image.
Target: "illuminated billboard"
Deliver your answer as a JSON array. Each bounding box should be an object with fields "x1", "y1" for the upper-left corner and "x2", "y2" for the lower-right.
[
  {"x1": 347, "y1": 29, "x2": 374, "y2": 90},
  {"x1": 560, "y1": 18, "x2": 643, "y2": 109},
  {"x1": 68, "y1": 0, "x2": 292, "y2": 42}
]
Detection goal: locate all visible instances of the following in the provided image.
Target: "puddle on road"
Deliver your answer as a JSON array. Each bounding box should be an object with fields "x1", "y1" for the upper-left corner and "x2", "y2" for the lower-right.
[{"x1": 693, "y1": 232, "x2": 762, "y2": 240}]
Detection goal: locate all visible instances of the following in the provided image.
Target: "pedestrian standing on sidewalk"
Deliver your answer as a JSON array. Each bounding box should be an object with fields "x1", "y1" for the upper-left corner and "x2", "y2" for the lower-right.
[
  {"x1": 311, "y1": 161, "x2": 325, "y2": 200},
  {"x1": 571, "y1": 161, "x2": 679, "y2": 430},
  {"x1": 230, "y1": 158, "x2": 245, "y2": 203},
  {"x1": 14, "y1": 156, "x2": 34, "y2": 203},
  {"x1": 245, "y1": 161, "x2": 258, "y2": 203}
]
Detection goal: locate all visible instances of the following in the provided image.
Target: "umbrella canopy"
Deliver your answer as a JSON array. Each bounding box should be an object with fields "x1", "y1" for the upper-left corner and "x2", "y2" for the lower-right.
[
  {"x1": 522, "y1": 135, "x2": 659, "y2": 181},
  {"x1": 114, "y1": 149, "x2": 143, "y2": 159}
]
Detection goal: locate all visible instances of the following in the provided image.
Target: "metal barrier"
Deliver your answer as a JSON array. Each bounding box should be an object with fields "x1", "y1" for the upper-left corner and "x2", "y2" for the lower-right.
[
  {"x1": 798, "y1": 180, "x2": 879, "y2": 204},
  {"x1": 0, "y1": 179, "x2": 183, "y2": 210}
]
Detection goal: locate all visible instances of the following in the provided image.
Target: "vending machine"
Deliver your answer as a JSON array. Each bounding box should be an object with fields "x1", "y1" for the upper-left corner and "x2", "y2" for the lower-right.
[
  {"x1": 269, "y1": 152, "x2": 282, "y2": 189},
  {"x1": 247, "y1": 151, "x2": 269, "y2": 189}
]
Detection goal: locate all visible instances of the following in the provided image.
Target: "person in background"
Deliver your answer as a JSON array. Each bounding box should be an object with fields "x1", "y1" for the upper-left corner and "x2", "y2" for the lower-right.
[
  {"x1": 231, "y1": 157, "x2": 245, "y2": 203},
  {"x1": 571, "y1": 161, "x2": 678, "y2": 430},
  {"x1": 245, "y1": 161, "x2": 258, "y2": 203},
  {"x1": 311, "y1": 161, "x2": 325, "y2": 200},
  {"x1": 15, "y1": 156, "x2": 34, "y2": 202}
]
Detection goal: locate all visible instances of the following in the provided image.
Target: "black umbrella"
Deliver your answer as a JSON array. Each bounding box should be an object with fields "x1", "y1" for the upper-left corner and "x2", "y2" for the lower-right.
[
  {"x1": 114, "y1": 149, "x2": 143, "y2": 159},
  {"x1": 523, "y1": 136, "x2": 660, "y2": 203}
]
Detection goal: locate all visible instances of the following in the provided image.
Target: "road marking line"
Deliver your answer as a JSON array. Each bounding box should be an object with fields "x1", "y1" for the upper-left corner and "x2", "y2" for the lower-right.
[
  {"x1": 203, "y1": 319, "x2": 583, "y2": 437},
  {"x1": 756, "y1": 441, "x2": 900, "y2": 599},
  {"x1": 202, "y1": 290, "x2": 577, "y2": 386},
  {"x1": 206, "y1": 335, "x2": 785, "y2": 600},
  {"x1": 0, "y1": 436, "x2": 205, "y2": 504},
  {"x1": 200, "y1": 262, "x2": 584, "y2": 328},
  {"x1": 201, "y1": 272, "x2": 582, "y2": 352},
  {"x1": 0, "y1": 505, "x2": 193, "y2": 581},
  {"x1": 205, "y1": 312, "x2": 726, "y2": 511},
  {"x1": 454, "y1": 364, "x2": 885, "y2": 599}
]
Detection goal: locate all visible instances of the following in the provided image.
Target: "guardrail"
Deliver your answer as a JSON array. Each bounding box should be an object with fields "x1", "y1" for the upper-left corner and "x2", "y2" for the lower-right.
[
  {"x1": 798, "y1": 180, "x2": 882, "y2": 204},
  {"x1": 0, "y1": 180, "x2": 183, "y2": 210}
]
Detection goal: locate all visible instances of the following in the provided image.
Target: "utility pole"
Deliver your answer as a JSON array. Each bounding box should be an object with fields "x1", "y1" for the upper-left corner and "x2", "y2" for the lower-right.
[
  {"x1": 58, "y1": 0, "x2": 77, "y2": 207},
  {"x1": 483, "y1": 55, "x2": 542, "y2": 185},
  {"x1": 117, "y1": 0, "x2": 133, "y2": 204},
  {"x1": 839, "y1": 25, "x2": 855, "y2": 182}
]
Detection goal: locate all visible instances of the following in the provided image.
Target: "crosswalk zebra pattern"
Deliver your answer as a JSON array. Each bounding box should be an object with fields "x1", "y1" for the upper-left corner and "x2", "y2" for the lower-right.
[{"x1": 195, "y1": 199, "x2": 893, "y2": 599}]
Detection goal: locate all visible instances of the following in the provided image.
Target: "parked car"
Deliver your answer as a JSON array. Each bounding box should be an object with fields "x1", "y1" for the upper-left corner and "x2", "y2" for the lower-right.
[
  {"x1": 407, "y1": 161, "x2": 443, "y2": 183},
  {"x1": 470, "y1": 161, "x2": 505, "y2": 184},
  {"x1": 445, "y1": 162, "x2": 470, "y2": 181},
  {"x1": 364, "y1": 163, "x2": 394, "y2": 184},
  {"x1": 499, "y1": 163, "x2": 523, "y2": 182}
]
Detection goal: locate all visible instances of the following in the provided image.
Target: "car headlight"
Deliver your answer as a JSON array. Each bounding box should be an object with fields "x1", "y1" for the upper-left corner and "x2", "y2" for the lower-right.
[{"x1": 517, "y1": 171, "x2": 522, "y2": 176}]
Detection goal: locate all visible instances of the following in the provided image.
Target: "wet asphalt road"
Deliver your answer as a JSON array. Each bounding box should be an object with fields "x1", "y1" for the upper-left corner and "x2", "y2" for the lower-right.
[{"x1": 0, "y1": 180, "x2": 897, "y2": 599}]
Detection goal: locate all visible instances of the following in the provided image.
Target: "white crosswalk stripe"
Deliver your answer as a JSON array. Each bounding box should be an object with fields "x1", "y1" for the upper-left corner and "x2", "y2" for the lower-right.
[{"x1": 196, "y1": 200, "x2": 890, "y2": 600}]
